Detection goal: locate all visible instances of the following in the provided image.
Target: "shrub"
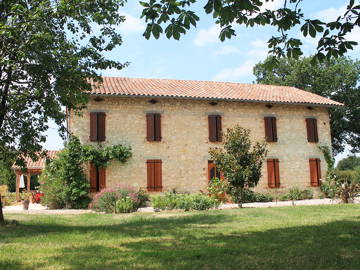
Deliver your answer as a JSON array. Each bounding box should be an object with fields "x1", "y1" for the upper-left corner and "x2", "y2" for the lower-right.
[
  {"x1": 229, "y1": 188, "x2": 273, "y2": 203},
  {"x1": 278, "y1": 188, "x2": 314, "y2": 201},
  {"x1": 115, "y1": 197, "x2": 136, "y2": 213},
  {"x1": 208, "y1": 177, "x2": 229, "y2": 203},
  {"x1": 151, "y1": 192, "x2": 219, "y2": 211},
  {"x1": 91, "y1": 185, "x2": 149, "y2": 213}
]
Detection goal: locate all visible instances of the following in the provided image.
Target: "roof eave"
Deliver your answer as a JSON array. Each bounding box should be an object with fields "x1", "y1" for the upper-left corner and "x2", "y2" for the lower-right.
[{"x1": 90, "y1": 93, "x2": 343, "y2": 108}]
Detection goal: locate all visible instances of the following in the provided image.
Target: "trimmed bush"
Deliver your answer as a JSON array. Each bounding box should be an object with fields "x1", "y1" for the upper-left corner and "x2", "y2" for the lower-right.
[
  {"x1": 115, "y1": 197, "x2": 136, "y2": 213},
  {"x1": 229, "y1": 189, "x2": 273, "y2": 203},
  {"x1": 151, "y1": 192, "x2": 219, "y2": 211},
  {"x1": 91, "y1": 185, "x2": 149, "y2": 213}
]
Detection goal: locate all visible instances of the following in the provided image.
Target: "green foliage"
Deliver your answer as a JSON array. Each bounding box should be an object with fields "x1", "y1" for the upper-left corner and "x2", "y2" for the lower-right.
[
  {"x1": 0, "y1": 159, "x2": 15, "y2": 192},
  {"x1": 1, "y1": 0, "x2": 128, "y2": 165},
  {"x1": 278, "y1": 188, "x2": 314, "y2": 201},
  {"x1": 254, "y1": 56, "x2": 360, "y2": 154},
  {"x1": 209, "y1": 125, "x2": 268, "y2": 205},
  {"x1": 337, "y1": 156, "x2": 360, "y2": 171},
  {"x1": 207, "y1": 177, "x2": 229, "y2": 203},
  {"x1": 40, "y1": 137, "x2": 90, "y2": 209},
  {"x1": 229, "y1": 189, "x2": 273, "y2": 204},
  {"x1": 140, "y1": 0, "x2": 359, "y2": 61},
  {"x1": 115, "y1": 197, "x2": 136, "y2": 213},
  {"x1": 151, "y1": 192, "x2": 219, "y2": 211},
  {"x1": 91, "y1": 185, "x2": 149, "y2": 213},
  {"x1": 81, "y1": 144, "x2": 132, "y2": 168}
]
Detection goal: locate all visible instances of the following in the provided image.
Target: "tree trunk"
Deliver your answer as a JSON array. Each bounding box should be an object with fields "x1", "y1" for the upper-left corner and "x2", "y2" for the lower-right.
[
  {"x1": 238, "y1": 188, "x2": 244, "y2": 208},
  {"x1": 0, "y1": 195, "x2": 4, "y2": 225}
]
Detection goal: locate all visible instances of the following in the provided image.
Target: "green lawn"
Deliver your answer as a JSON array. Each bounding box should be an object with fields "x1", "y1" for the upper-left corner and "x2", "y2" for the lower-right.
[{"x1": 1, "y1": 205, "x2": 360, "y2": 270}]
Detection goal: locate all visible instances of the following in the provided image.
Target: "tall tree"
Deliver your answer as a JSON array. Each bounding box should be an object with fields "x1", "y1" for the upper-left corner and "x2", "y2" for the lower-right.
[
  {"x1": 337, "y1": 155, "x2": 360, "y2": 171},
  {"x1": 140, "y1": 0, "x2": 360, "y2": 61},
  {"x1": 0, "y1": 0, "x2": 127, "y2": 223},
  {"x1": 253, "y1": 56, "x2": 360, "y2": 155}
]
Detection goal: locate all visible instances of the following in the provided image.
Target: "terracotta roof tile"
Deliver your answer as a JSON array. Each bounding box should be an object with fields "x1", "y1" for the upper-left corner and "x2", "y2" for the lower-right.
[
  {"x1": 90, "y1": 77, "x2": 343, "y2": 107},
  {"x1": 13, "y1": 150, "x2": 60, "y2": 170}
]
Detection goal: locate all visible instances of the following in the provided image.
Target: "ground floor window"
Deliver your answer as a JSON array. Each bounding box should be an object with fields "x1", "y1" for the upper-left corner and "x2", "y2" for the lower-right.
[
  {"x1": 147, "y1": 160, "x2": 162, "y2": 191},
  {"x1": 89, "y1": 163, "x2": 106, "y2": 192},
  {"x1": 267, "y1": 159, "x2": 280, "y2": 188},
  {"x1": 309, "y1": 158, "x2": 321, "y2": 187}
]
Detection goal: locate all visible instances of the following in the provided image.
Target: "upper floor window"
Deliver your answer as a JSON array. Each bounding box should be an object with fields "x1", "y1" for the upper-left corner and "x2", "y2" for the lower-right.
[
  {"x1": 89, "y1": 112, "x2": 106, "y2": 142},
  {"x1": 264, "y1": 116, "x2": 278, "y2": 142},
  {"x1": 146, "y1": 113, "x2": 161, "y2": 142},
  {"x1": 306, "y1": 118, "x2": 319, "y2": 143},
  {"x1": 208, "y1": 115, "x2": 222, "y2": 142}
]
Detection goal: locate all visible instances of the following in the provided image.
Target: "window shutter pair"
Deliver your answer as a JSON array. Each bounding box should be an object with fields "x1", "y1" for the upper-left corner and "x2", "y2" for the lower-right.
[
  {"x1": 89, "y1": 163, "x2": 106, "y2": 192},
  {"x1": 306, "y1": 118, "x2": 319, "y2": 142},
  {"x1": 309, "y1": 158, "x2": 321, "y2": 187},
  {"x1": 208, "y1": 115, "x2": 222, "y2": 142},
  {"x1": 147, "y1": 160, "x2": 162, "y2": 191},
  {"x1": 264, "y1": 117, "x2": 277, "y2": 142},
  {"x1": 146, "y1": 113, "x2": 161, "y2": 141},
  {"x1": 90, "y1": 112, "x2": 106, "y2": 142},
  {"x1": 267, "y1": 159, "x2": 280, "y2": 188},
  {"x1": 208, "y1": 160, "x2": 223, "y2": 181}
]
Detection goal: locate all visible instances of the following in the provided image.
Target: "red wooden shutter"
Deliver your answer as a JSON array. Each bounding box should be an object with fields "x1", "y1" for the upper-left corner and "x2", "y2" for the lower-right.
[
  {"x1": 306, "y1": 118, "x2": 318, "y2": 142},
  {"x1": 264, "y1": 117, "x2": 273, "y2": 142},
  {"x1": 309, "y1": 158, "x2": 321, "y2": 186},
  {"x1": 147, "y1": 160, "x2": 162, "y2": 191},
  {"x1": 147, "y1": 160, "x2": 155, "y2": 191},
  {"x1": 216, "y1": 115, "x2": 222, "y2": 142},
  {"x1": 272, "y1": 117, "x2": 278, "y2": 142},
  {"x1": 154, "y1": 114, "x2": 162, "y2": 141},
  {"x1": 313, "y1": 119, "x2": 319, "y2": 142},
  {"x1": 208, "y1": 161, "x2": 216, "y2": 181},
  {"x1": 154, "y1": 160, "x2": 162, "y2": 191},
  {"x1": 208, "y1": 115, "x2": 217, "y2": 142},
  {"x1": 97, "y1": 112, "x2": 106, "y2": 142},
  {"x1": 89, "y1": 112, "x2": 97, "y2": 141},
  {"x1": 146, "y1": 114, "x2": 155, "y2": 141},
  {"x1": 267, "y1": 159, "x2": 280, "y2": 188},
  {"x1": 99, "y1": 167, "x2": 106, "y2": 190},
  {"x1": 89, "y1": 163, "x2": 97, "y2": 192}
]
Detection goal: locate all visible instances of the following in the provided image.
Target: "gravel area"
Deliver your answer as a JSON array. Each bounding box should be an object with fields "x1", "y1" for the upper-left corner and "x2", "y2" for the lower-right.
[{"x1": 3, "y1": 197, "x2": 359, "y2": 214}]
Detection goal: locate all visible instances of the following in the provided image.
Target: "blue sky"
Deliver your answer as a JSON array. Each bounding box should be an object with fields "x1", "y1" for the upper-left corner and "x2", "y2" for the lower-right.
[{"x1": 43, "y1": 0, "x2": 359, "y2": 161}]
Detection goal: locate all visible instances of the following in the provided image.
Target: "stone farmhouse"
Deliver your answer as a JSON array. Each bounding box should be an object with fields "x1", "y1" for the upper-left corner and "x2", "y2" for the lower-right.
[{"x1": 68, "y1": 77, "x2": 342, "y2": 195}]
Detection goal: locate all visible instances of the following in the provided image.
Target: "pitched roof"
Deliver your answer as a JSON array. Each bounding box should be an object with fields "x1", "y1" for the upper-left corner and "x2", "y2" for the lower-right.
[
  {"x1": 90, "y1": 77, "x2": 343, "y2": 107},
  {"x1": 13, "y1": 150, "x2": 60, "y2": 170}
]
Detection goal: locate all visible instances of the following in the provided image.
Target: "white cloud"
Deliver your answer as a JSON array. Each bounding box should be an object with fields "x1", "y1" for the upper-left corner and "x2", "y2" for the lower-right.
[
  {"x1": 259, "y1": 0, "x2": 283, "y2": 12},
  {"x1": 213, "y1": 60, "x2": 255, "y2": 81},
  {"x1": 314, "y1": 5, "x2": 347, "y2": 22},
  {"x1": 119, "y1": 13, "x2": 145, "y2": 33},
  {"x1": 214, "y1": 45, "x2": 240, "y2": 55},
  {"x1": 193, "y1": 25, "x2": 221, "y2": 46},
  {"x1": 248, "y1": 40, "x2": 269, "y2": 60}
]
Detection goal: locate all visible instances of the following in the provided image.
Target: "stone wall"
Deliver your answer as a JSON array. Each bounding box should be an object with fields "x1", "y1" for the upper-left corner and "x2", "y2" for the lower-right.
[{"x1": 69, "y1": 96, "x2": 332, "y2": 196}]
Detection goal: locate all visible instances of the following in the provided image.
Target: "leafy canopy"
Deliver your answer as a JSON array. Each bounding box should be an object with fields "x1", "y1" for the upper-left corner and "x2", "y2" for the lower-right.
[
  {"x1": 0, "y1": 0, "x2": 127, "y2": 166},
  {"x1": 140, "y1": 0, "x2": 360, "y2": 62},
  {"x1": 337, "y1": 155, "x2": 360, "y2": 171},
  {"x1": 254, "y1": 56, "x2": 360, "y2": 155},
  {"x1": 209, "y1": 125, "x2": 268, "y2": 204}
]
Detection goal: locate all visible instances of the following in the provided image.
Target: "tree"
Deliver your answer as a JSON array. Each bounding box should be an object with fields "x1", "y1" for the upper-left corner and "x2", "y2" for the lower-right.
[
  {"x1": 0, "y1": 0, "x2": 127, "y2": 164},
  {"x1": 209, "y1": 125, "x2": 268, "y2": 207},
  {"x1": 337, "y1": 155, "x2": 360, "y2": 171},
  {"x1": 40, "y1": 136, "x2": 132, "y2": 209},
  {"x1": 254, "y1": 56, "x2": 360, "y2": 155},
  {"x1": 140, "y1": 0, "x2": 360, "y2": 62}
]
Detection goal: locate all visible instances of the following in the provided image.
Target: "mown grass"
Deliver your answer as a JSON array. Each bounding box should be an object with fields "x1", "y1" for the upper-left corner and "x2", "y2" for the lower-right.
[{"x1": 1, "y1": 204, "x2": 360, "y2": 270}]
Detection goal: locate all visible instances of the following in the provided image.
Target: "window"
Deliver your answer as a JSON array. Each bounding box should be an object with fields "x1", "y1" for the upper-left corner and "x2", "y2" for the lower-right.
[
  {"x1": 208, "y1": 160, "x2": 222, "y2": 181},
  {"x1": 267, "y1": 159, "x2": 280, "y2": 188},
  {"x1": 208, "y1": 115, "x2": 222, "y2": 142},
  {"x1": 89, "y1": 112, "x2": 106, "y2": 142},
  {"x1": 147, "y1": 160, "x2": 162, "y2": 191},
  {"x1": 309, "y1": 158, "x2": 321, "y2": 187},
  {"x1": 264, "y1": 117, "x2": 278, "y2": 142},
  {"x1": 89, "y1": 163, "x2": 106, "y2": 192},
  {"x1": 146, "y1": 113, "x2": 161, "y2": 142},
  {"x1": 306, "y1": 118, "x2": 319, "y2": 143}
]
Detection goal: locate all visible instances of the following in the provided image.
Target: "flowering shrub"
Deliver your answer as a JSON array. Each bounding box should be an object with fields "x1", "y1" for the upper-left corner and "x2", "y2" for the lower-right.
[
  {"x1": 91, "y1": 185, "x2": 149, "y2": 213},
  {"x1": 208, "y1": 177, "x2": 229, "y2": 203}
]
